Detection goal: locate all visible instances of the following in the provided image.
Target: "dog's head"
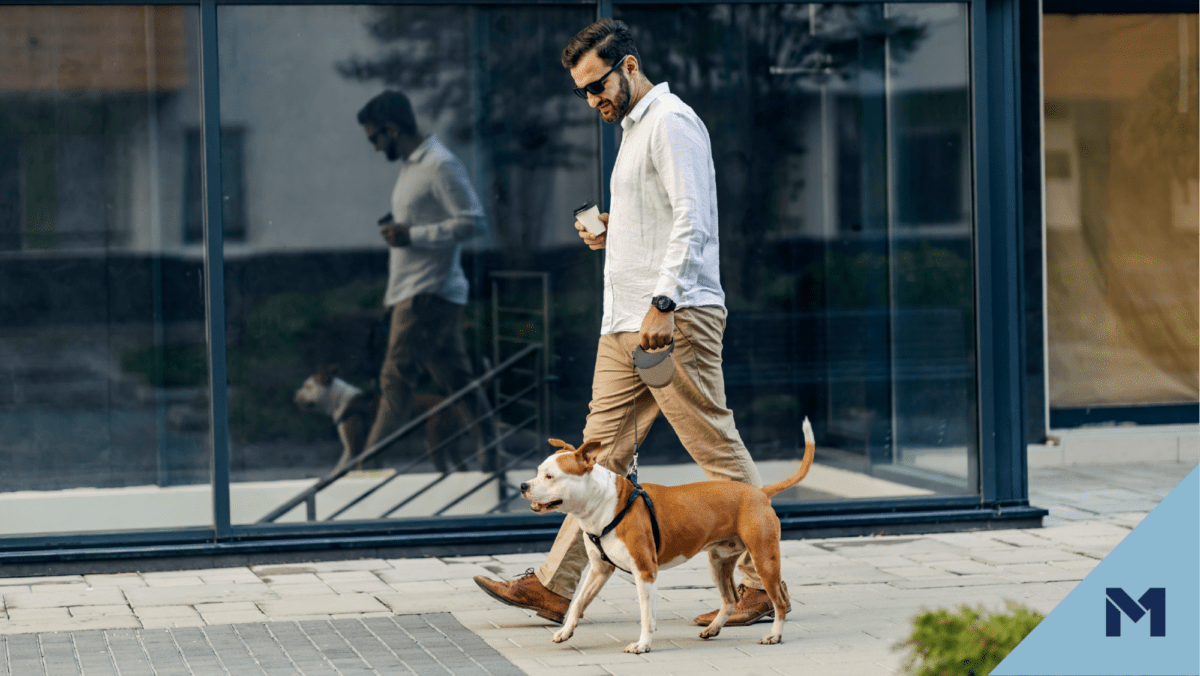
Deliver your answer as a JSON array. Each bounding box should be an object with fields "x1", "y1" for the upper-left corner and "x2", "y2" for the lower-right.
[
  {"x1": 520, "y1": 439, "x2": 603, "y2": 514},
  {"x1": 293, "y1": 365, "x2": 340, "y2": 414}
]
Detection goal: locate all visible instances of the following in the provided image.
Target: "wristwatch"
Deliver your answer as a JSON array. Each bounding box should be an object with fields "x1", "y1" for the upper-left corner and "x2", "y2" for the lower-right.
[{"x1": 651, "y1": 296, "x2": 676, "y2": 313}]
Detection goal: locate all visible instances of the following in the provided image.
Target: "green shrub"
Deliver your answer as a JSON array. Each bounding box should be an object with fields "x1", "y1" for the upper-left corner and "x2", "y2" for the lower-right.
[{"x1": 896, "y1": 602, "x2": 1043, "y2": 676}]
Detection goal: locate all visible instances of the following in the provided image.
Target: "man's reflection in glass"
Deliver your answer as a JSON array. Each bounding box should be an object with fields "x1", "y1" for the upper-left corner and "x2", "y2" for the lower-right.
[{"x1": 357, "y1": 90, "x2": 497, "y2": 472}]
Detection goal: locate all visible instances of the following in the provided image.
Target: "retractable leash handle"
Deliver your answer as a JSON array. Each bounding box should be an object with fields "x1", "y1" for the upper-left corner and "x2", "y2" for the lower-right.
[{"x1": 629, "y1": 338, "x2": 674, "y2": 484}]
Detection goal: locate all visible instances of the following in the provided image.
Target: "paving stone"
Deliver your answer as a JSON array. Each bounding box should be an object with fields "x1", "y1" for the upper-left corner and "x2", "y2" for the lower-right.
[
  {"x1": 967, "y1": 546, "x2": 1093, "y2": 566},
  {"x1": 295, "y1": 559, "x2": 394, "y2": 574},
  {"x1": 0, "y1": 615, "x2": 141, "y2": 635},
  {"x1": 258, "y1": 595, "x2": 388, "y2": 619},
  {"x1": 71, "y1": 631, "x2": 118, "y2": 675},
  {"x1": 258, "y1": 573, "x2": 324, "y2": 585},
  {"x1": 270, "y1": 582, "x2": 338, "y2": 598},
  {"x1": 31, "y1": 582, "x2": 90, "y2": 594},
  {"x1": 198, "y1": 624, "x2": 263, "y2": 674},
  {"x1": 0, "y1": 576, "x2": 84, "y2": 586},
  {"x1": 197, "y1": 569, "x2": 262, "y2": 585},
  {"x1": 69, "y1": 605, "x2": 134, "y2": 618},
  {"x1": 376, "y1": 590, "x2": 503, "y2": 615},
  {"x1": 4, "y1": 588, "x2": 127, "y2": 610},
  {"x1": 135, "y1": 606, "x2": 201, "y2": 620},
  {"x1": 196, "y1": 601, "x2": 269, "y2": 625},
  {"x1": 885, "y1": 575, "x2": 1014, "y2": 590},
  {"x1": 139, "y1": 617, "x2": 208, "y2": 630},
  {"x1": 83, "y1": 574, "x2": 146, "y2": 589},
  {"x1": 102, "y1": 629, "x2": 155, "y2": 676},
  {"x1": 875, "y1": 565, "x2": 945, "y2": 579},
  {"x1": 326, "y1": 579, "x2": 394, "y2": 594},
  {"x1": 6, "y1": 607, "x2": 71, "y2": 620},
  {"x1": 928, "y1": 559, "x2": 1001, "y2": 575},
  {"x1": 125, "y1": 583, "x2": 278, "y2": 607},
  {"x1": 443, "y1": 556, "x2": 496, "y2": 564},
  {"x1": 377, "y1": 564, "x2": 493, "y2": 584},
  {"x1": 144, "y1": 577, "x2": 205, "y2": 588}
]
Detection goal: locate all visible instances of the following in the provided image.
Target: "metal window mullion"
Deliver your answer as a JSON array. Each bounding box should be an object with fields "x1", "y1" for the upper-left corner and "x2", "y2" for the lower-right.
[
  {"x1": 199, "y1": 0, "x2": 232, "y2": 539},
  {"x1": 598, "y1": 0, "x2": 616, "y2": 211},
  {"x1": 972, "y1": 0, "x2": 1027, "y2": 507}
]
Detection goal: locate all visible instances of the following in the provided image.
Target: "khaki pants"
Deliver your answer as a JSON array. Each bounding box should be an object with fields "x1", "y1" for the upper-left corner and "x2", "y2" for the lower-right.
[
  {"x1": 536, "y1": 305, "x2": 763, "y2": 597},
  {"x1": 366, "y1": 294, "x2": 495, "y2": 463}
]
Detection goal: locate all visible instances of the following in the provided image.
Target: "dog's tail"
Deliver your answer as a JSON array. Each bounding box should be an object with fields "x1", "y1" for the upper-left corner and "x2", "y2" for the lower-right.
[{"x1": 762, "y1": 417, "x2": 815, "y2": 499}]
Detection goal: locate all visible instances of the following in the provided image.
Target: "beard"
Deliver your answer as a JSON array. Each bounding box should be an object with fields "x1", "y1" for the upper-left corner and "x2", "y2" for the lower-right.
[{"x1": 600, "y1": 74, "x2": 633, "y2": 124}]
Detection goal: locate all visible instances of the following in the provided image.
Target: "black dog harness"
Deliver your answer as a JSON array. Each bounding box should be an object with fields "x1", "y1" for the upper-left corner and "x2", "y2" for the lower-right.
[
  {"x1": 582, "y1": 351, "x2": 667, "y2": 574},
  {"x1": 584, "y1": 473, "x2": 662, "y2": 575}
]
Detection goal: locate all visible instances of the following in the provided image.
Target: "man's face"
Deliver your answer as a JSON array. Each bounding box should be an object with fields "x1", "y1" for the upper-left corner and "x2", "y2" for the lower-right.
[
  {"x1": 363, "y1": 123, "x2": 402, "y2": 162},
  {"x1": 570, "y1": 51, "x2": 632, "y2": 124}
]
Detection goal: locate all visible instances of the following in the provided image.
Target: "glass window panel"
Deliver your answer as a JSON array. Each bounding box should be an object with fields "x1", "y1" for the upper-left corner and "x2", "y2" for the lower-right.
[
  {"x1": 216, "y1": 5, "x2": 600, "y2": 524},
  {"x1": 0, "y1": 5, "x2": 211, "y2": 536},
  {"x1": 612, "y1": 3, "x2": 977, "y2": 498},
  {"x1": 1043, "y1": 14, "x2": 1199, "y2": 408}
]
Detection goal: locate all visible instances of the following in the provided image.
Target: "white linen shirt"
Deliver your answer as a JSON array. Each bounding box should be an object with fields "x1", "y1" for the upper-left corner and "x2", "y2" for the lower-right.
[
  {"x1": 385, "y1": 135, "x2": 484, "y2": 307},
  {"x1": 603, "y1": 82, "x2": 725, "y2": 335}
]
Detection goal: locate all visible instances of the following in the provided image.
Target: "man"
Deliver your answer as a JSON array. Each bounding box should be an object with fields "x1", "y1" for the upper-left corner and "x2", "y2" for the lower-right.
[
  {"x1": 357, "y1": 90, "x2": 496, "y2": 470},
  {"x1": 474, "y1": 19, "x2": 782, "y2": 628}
]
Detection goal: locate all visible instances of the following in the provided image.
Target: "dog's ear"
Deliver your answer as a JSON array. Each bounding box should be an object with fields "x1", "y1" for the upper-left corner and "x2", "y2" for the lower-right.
[
  {"x1": 576, "y1": 441, "x2": 602, "y2": 467},
  {"x1": 315, "y1": 364, "x2": 340, "y2": 385},
  {"x1": 548, "y1": 438, "x2": 574, "y2": 452}
]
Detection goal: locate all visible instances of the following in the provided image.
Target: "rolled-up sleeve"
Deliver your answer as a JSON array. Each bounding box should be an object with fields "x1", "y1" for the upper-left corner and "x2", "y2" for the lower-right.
[
  {"x1": 648, "y1": 110, "x2": 716, "y2": 305},
  {"x1": 407, "y1": 157, "x2": 485, "y2": 248}
]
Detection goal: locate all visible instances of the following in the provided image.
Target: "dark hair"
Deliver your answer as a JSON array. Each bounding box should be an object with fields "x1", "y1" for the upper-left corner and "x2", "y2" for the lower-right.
[
  {"x1": 357, "y1": 90, "x2": 418, "y2": 136},
  {"x1": 561, "y1": 18, "x2": 641, "y2": 71}
]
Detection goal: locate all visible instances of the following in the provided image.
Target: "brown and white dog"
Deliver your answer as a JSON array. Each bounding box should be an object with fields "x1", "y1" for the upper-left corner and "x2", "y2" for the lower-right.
[
  {"x1": 520, "y1": 419, "x2": 815, "y2": 653},
  {"x1": 293, "y1": 366, "x2": 479, "y2": 475}
]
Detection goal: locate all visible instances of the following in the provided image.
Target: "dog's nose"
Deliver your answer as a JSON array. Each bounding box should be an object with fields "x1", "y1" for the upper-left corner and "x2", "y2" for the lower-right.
[{"x1": 520, "y1": 482, "x2": 529, "y2": 493}]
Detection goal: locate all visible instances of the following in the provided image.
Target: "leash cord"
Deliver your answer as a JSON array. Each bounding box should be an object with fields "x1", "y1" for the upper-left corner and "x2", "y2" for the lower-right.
[{"x1": 631, "y1": 392, "x2": 639, "y2": 483}]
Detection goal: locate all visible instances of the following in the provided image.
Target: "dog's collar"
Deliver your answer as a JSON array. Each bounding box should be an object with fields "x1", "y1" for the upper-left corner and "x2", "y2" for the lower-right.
[{"x1": 584, "y1": 478, "x2": 662, "y2": 574}]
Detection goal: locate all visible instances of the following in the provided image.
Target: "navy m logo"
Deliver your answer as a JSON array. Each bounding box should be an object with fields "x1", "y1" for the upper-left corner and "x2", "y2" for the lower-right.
[{"x1": 1106, "y1": 587, "x2": 1166, "y2": 637}]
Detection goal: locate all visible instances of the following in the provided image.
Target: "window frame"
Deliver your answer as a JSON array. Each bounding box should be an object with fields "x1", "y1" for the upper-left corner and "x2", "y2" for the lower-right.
[{"x1": 0, "y1": 0, "x2": 1043, "y2": 563}]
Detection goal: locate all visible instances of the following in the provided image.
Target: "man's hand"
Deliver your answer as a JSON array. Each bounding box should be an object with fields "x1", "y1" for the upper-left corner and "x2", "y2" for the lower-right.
[
  {"x1": 639, "y1": 306, "x2": 674, "y2": 350},
  {"x1": 381, "y1": 223, "x2": 412, "y2": 247},
  {"x1": 575, "y1": 213, "x2": 609, "y2": 250}
]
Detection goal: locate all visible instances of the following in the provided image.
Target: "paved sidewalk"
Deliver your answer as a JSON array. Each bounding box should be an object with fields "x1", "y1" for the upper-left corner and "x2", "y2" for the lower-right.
[{"x1": 0, "y1": 459, "x2": 1195, "y2": 675}]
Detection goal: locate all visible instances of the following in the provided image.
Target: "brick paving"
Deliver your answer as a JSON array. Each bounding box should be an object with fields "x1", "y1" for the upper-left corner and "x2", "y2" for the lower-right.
[
  {"x1": 0, "y1": 615, "x2": 521, "y2": 675},
  {"x1": 0, "y1": 459, "x2": 1194, "y2": 675}
]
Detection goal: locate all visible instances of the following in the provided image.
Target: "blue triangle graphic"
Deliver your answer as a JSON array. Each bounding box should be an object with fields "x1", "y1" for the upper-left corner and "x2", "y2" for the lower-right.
[{"x1": 992, "y1": 464, "x2": 1199, "y2": 676}]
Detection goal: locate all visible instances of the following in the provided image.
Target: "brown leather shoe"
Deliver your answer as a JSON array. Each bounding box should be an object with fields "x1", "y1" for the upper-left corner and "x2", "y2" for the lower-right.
[
  {"x1": 473, "y1": 568, "x2": 571, "y2": 624},
  {"x1": 693, "y1": 583, "x2": 791, "y2": 626}
]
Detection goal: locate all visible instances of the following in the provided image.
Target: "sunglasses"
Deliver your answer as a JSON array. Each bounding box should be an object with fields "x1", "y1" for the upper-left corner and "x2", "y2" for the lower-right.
[{"x1": 572, "y1": 55, "x2": 627, "y2": 100}]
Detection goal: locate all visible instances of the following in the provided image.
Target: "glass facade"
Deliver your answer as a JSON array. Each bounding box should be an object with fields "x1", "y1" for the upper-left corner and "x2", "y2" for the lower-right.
[
  {"x1": 0, "y1": 0, "x2": 1040, "y2": 550},
  {"x1": 0, "y1": 6, "x2": 212, "y2": 536},
  {"x1": 612, "y1": 4, "x2": 977, "y2": 497},
  {"x1": 1043, "y1": 13, "x2": 1199, "y2": 410}
]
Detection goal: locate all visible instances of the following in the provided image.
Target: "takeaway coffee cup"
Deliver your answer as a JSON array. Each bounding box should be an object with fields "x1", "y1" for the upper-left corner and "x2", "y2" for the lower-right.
[{"x1": 573, "y1": 201, "x2": 606, "y2": 236}]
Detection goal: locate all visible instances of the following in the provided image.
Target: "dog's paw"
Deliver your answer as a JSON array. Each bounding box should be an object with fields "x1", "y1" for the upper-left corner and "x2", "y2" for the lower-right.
[
  {"x1": 551, "y1": 628, "x2": 573, "y2": 643},
  {"x1": 758, "y1": 633, "x2": 782, "y2": 645},
  {"x1": 623, "y1": 641, "x2": 651, "y2": 654},
  {"x1": 699, "y1": 627, "x2": 721, "y2": 640}
]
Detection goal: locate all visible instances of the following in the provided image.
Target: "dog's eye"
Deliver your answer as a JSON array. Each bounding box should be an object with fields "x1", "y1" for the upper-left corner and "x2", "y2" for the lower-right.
[{"x1": 545, "y1": 475, "x2": 554, "y2": 481}]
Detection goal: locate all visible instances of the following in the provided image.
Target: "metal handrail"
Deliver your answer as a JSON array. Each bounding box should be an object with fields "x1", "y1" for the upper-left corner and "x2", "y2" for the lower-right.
[
  {"x1": 256, "y1": 342, "x2": 540, "y2": 524},
  {"x1": 433, "y1": 441, "x2": 549, "y2": 516},
  {"x1": 320, "y1": 381, "x2": 538, "y2": 521},
  {"x1": 379, "y1": 415, "x2": 537, "y2": 518}
]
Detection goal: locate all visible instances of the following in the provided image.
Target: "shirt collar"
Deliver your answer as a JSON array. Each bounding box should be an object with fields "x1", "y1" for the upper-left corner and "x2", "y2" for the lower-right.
[
  {"x1": 405, "y1": 134, "x2": 435, "y2": 163},
  {"x1": 621, "y1": 82, "x2": 670, "y2": 131}
]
